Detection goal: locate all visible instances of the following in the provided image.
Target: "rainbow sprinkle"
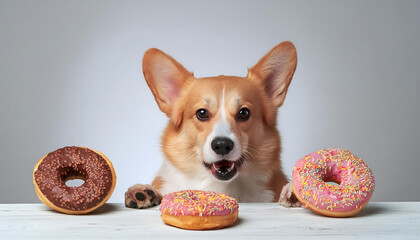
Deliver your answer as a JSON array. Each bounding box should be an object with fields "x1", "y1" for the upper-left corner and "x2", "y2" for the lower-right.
[
  {"x1": 293, "y1": 148, "x2": 375, "y2": 212},
  {"x1": 159, "y1": 190, "x2": 239, "y2": 216}
]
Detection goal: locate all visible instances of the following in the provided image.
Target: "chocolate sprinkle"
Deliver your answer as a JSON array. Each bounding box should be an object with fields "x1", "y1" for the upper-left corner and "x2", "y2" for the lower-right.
[{"x1": 34, "y1": 146, "x2": 113, "y2": 211}]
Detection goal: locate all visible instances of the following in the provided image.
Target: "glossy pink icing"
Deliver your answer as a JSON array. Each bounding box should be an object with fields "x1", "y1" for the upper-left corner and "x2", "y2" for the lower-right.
[
  {"x1": 292, "y1": 148, "x2": 375, "y2": 212},
  {"x1": 159, "y1": 190, "x2": 238, "y2": 216}
]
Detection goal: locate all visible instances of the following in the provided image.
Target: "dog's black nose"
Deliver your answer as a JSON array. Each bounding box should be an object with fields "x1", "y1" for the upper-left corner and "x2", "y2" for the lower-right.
[{"x1": 211, "y1": 137, "x2": 234, "y2": 155}]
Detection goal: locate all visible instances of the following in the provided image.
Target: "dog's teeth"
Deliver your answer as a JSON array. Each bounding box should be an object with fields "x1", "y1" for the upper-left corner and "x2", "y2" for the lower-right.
[{"x1": 228, "y1": 163, "x2": 235, "y2": 171}]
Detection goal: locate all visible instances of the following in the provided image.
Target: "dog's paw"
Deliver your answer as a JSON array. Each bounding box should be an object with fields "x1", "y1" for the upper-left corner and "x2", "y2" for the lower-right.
[
  {"x1": 278, "y1": 183, "x2": 302, "y2": 208},
  {"x1": 125, "y1": 184, "x2": 163, "y2": 209}
]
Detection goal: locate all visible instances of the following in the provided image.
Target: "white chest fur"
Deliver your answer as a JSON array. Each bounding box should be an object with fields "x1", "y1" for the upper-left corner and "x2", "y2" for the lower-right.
[{"x1": 157, "y1": 160, "x2": 275, "y2": 202}]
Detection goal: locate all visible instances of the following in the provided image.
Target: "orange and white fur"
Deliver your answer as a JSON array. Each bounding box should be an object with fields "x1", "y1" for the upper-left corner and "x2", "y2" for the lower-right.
[{"x1": 125, "y1": 41, "x2": 301, "y2": 208}]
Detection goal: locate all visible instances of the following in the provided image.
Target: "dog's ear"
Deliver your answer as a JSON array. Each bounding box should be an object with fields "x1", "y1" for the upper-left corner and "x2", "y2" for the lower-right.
[
  {"x1": 248, "y1": 41, "x2": 297, "y2": 108},
  {"x1": 142, "y1": 48, "x2": 193, "y2": 117}
]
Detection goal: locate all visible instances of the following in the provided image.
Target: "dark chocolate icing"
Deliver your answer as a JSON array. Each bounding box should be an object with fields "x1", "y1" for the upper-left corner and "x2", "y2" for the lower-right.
[{"x1": 34, "y1": 146, "x2": 114, "y2": 211}]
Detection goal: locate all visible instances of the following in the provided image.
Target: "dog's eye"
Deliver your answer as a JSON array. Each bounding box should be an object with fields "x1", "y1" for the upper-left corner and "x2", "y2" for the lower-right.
[
  {"x1": 237, "y1": 108, "x2": 250, "y2": 121},
  {"x1": 196, "y1": 109, "x2": 210, "y2": 121}
]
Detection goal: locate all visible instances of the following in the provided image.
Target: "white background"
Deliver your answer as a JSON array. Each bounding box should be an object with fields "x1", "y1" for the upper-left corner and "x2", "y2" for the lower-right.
[{"x1": 1, "y1": 0, "x2": 419, "y2": 203}]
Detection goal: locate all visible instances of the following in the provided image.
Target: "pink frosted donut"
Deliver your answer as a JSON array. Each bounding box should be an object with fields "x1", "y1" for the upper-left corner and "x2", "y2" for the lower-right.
[
  {"x1": 292, "y1": 148, "x2": 375, "y2": 217},
  {"x1": 159, "y1": 190, "x2": 239, "y2": 230}
]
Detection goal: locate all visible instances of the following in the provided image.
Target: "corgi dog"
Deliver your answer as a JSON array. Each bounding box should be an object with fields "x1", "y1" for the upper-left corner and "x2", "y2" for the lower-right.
[{"x1": 125, "y1": 41, "x2": 301, "y2": 208}]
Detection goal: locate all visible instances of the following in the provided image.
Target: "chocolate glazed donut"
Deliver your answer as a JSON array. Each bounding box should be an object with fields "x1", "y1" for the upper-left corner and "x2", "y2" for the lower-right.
[{"x1": 33, "y1": 146, "x2": 116, "y2": 214}]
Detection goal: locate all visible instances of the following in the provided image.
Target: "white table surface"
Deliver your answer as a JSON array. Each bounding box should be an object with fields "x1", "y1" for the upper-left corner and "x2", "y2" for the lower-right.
[{"x1": 1, "y1": 202, "x2": 419, "y2": 239}]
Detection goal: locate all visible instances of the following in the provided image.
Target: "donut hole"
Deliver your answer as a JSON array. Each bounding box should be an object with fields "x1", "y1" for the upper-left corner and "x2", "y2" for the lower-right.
[
  {"x1": 65, "y1": 178, "x2": 85, "y2": 187},
  {"x1": 325, "y1": 181, "x2": 340, "y2": 186},
  {"x1": 60, "y1": 167, "x2": 88, "y2": 188},
  {"x1": 323, "y1": 177, "x2": 341, "y2": 186}
]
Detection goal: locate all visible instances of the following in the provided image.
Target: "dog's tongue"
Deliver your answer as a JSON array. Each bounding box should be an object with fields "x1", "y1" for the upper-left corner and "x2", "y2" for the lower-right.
[
  {"x1": 211, "y1": 160, "x2": 237, "y2": 181},
  {"x1": 214, "y1": 160, "x2": 233, "y2": 169}
]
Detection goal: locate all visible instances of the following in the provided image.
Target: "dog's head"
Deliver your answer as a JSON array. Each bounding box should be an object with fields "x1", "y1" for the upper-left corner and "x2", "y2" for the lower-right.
[{"x1": 142, "y1": 42, "x2": 297, "y2": 182}]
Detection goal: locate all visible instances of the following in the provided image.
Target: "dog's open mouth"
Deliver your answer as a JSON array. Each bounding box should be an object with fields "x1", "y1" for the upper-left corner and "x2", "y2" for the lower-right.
[{"x1": 204, "y1": 157, "x2": 244, "y2": 181}]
